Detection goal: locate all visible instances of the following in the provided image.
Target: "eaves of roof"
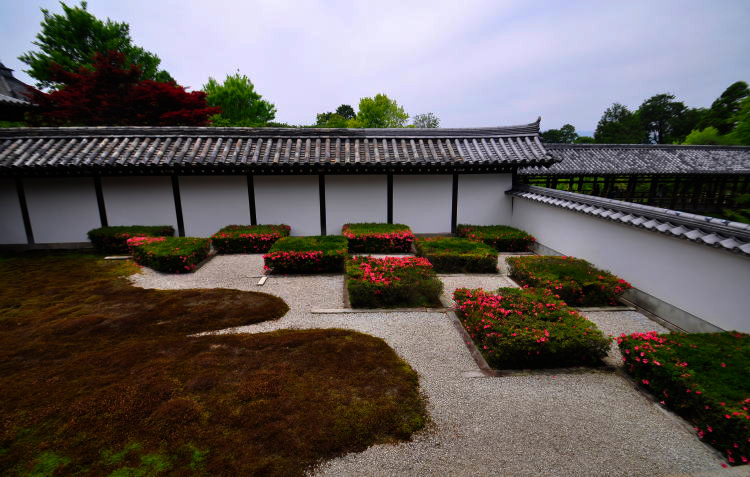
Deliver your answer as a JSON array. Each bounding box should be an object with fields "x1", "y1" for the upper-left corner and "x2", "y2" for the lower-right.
[
  {"x1": 509, "y1": 184, "x2": 750, "y2": 257},
  {"x1": 0, "y1": 121, "x2": 556, "y2": 176}
]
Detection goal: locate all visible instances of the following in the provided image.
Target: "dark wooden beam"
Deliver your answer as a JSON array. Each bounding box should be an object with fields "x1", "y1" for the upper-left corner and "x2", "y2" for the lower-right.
[
  {"x1": 15, "y1": 177, "x2": 34, "y2": 245},
  {"x1": 171, "y1": 174, "x2": 185, "y2": 237},
  {"x1": 318, "y1": 174, "x2": 326, "y2": 236},
  {"x1": 247, "y1": 174, "x2": 257, "y2": 226},
  {"x1": 387, "y1": 173, "x2": 393, "y2": 224},
  {"x1": 451, "y1": 173, "x2": 459, "y2": 234},
  {"x1": 93, "y1": 175, "x2": 108, "y2": 227}
]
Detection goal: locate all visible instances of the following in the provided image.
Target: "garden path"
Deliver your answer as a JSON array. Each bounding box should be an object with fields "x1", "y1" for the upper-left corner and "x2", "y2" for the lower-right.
[{"x1": 130, "y1": 255, "x2": 724, "y2": 476}]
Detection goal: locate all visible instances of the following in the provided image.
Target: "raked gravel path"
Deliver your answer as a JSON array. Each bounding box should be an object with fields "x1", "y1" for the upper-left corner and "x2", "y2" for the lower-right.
[{"x1": 130, "y1": 254, "x2": 724, "y2": 476}]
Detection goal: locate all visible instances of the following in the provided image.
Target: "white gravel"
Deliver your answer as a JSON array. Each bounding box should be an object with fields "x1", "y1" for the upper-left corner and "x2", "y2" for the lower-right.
[{"x1": 130, "y1": 255, "x2": 724, "y2": 476}]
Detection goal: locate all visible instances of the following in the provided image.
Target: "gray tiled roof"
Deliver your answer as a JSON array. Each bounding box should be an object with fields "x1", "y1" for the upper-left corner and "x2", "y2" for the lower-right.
[
  {"x1": 0, "y1": 93, "x2": 31, "y2": 106},
  {"x1": 0, "y1": 122, "x2": 554, "y2": 175},
  {"x1": 522, "y1": 143, "x2": 750, "y2": 175},
  {"x1": 0, "y1": 62, "x2": 34, "y2": 104},
  {"x1": 509, "y1": 185, "x2": 750, "y2": 256}
]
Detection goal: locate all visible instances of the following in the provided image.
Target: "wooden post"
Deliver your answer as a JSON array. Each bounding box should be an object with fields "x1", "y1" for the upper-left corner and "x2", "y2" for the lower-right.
[
  {"x1": 625, "y1": 175, "x2": 636, "y2": 202},
  {"x1": 647, "y1": 176, "x2": 659, "y2": 206},
  {"x1": 669, "y1": 176, "x2": 681, "y2": 210}
]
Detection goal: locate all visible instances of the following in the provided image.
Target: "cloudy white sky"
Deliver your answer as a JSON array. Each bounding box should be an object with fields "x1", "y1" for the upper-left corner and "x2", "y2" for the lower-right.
[{"x1": 1, "y1": 0, "x2": 748, "y2": 133}]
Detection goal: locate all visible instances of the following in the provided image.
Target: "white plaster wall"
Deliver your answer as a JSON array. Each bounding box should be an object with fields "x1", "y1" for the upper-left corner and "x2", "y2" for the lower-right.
[
  {"x1": 24, "y1": 177, "x2": 100, "y2": 243},
  {"x1": 325, "y1": 175, "x2": 387, "y2": 234},
  {"x1": 393, "y1": 175, "x2": 452, "y2": 233},
  {"x1": 254, "y1": 175, "x2": 320, "y2": 236},
  {"x1": 512, "y1": 198, "x2": 750, "y2": 332},
  {"x1": 179, "y1": 176, "x2": 250, "y2": 237},
  {"x1": 457, "y1": 173, "x2": 513, "y2": 226},
  {"x1": 0, "y1": 179, "x2": 27, "y2": 244},
  {"x1": 102, "y1": 176, "x2": 177, "y2": 229}
]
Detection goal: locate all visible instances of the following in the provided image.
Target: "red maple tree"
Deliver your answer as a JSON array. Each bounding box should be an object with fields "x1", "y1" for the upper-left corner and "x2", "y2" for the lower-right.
[{"x1": 29, "y1": 51, "x2": 220, "y2": 126}]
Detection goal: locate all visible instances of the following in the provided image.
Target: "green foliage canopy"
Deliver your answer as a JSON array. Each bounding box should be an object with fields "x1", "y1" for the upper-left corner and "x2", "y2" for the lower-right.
[
  {"x1": 19, "y1": 1, "x2": 173, "y2": 89},
  {"x1": 594, "y1": 103, "x2": 647, "y2": 143},
  {"x1": 202, "y1": 73, "x2": 276, "y2": 127},
  {"x1": 698, "y1": 81, "x2": 750, "y2": 134},
  {"x1": 726, "y1": 96, "x2": 750, "y2": 145},
  {"x1": 355, "y1": 94, "x2": 409, "y2": 128},
  {"x1": 412, "y1": 112, "x2": 440, "y2": 128},
  {"x1": 540, "y1": 123, "x2": 578, "y2": 143},
  {"x1": 636, "y1": 93, "x2": 689, "y2": 144},
  {"x1": 335, "y1": 104, "x2": 355, "y2": 120}
]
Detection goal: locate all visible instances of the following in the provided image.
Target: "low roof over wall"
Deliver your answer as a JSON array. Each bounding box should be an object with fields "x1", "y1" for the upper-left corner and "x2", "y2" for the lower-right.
[
  {"x1": 0, "y1": 121, "x2": 554, "y2": 176},
  {"x1": 522, "y1": 143, "x2": 750, "y2": 176},
  {"x1": 509, "y1": 184, "x2": 750, "y2": 256}
]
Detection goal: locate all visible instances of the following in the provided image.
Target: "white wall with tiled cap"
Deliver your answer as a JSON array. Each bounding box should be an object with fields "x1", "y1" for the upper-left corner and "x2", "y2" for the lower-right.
[
  {"x1": 24, "y1": 177, "x2": 100, "y2": 243},
  {"x1": 325, "y1": 175, "x2": 387, "y2": 234},
  {"x1": 0, "y1": 179, "x2": 26, "y2": 244},
  {"x1": 512, "y1": 198, "x2": 750, "y2": 333},
  {"x1": 179, "y1": 176, "x2": 250, "y2": 237},
  {"x1": 102, "y1": 176, "x2": 177, "y2": 229},
  {"x1": 254, "y1": 175, "x2": 320, "y2": 236},
  {"x1": 456, "y1": 174, "x2": 513, "y2": 226}
]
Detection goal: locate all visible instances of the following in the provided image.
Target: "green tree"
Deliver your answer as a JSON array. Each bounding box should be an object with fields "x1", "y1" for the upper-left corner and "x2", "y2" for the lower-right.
[
  {"x1": 335, "y1": 104, "x2": 355, "y2": 120},
  {"x1": 412, "y1": 112, "x2": 440, "y2": 128},
  {"x1": 19, "y1": 1, "x2": 172, "y2": 89},
  {"x1": 594, "y1": 103, "x2": 647, "y2": 143},
  {"x1": 540, "y1": 124, "x2": 578, "y2": 143},
  {"x1": 203, "y1": 73, "x2": 276, "y2": 127},
  {"x1": 315, "y1": 112, "x2": 348, "y2": 128},
  {"x1": 682, "y1": 127, "x2": 736, "y2": 145},
  {"x1": 637, "y1": 93, "x2": 690, "y2": 144},
  {"x1": 573, "y1": 136, "x2": 596, "y2": 144},
  {"x1": 355, "y1": 94, "x2": 408, "y2": 128},
  {"x1": 698, "y1": 81, "x2": 750, "y2": 134},
  {"x1": 726, "y1": 96, "x2": 750, "y2": 145}
]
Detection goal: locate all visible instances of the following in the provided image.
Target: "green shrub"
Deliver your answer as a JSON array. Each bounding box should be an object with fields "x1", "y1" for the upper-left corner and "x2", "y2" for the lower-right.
[
  {"x1": 415, "y1": 237, "x2": 497, "y2": 273},
  {"x1": 210, "y1": 224, "x2": 290, "y2": 254},
  {"x1": 618, "y1": 331, "x2": 749, "y2": 465},
  {"x1": 342, "y1": 223, "x2": 415, "y2": 253},
  {"x1": 346, "y1": 256, "x2": 443, "y2": 308},
  {"x1": 130, "y1": 237, "x2": 211, "y2": 274},
  {"x1": 507, "y1": 255, "x2": 632, "y2": 307},
  {"x1": 87, "y1": 225, "x2": 175, "y2": 254},
  {"x1": 456, "y1": 224, "x2": 536, "y2": 252},
  {"x1": 263, "y1": 236, "x2": 348, "y2": 274},
  {"x1": 454, "y1": 287, "x2": 610, "y2": 369}
]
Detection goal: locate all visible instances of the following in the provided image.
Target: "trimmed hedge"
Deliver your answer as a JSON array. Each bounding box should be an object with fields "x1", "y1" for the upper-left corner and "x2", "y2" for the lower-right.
[
  {"x1": 456, "y1": 224, "x2": 536, "y2": 252},
  {"x1": 211, "y1": 224, "x2": 290, "y2": 254},
  {"x1": 342, "y1": 223, "x2": 415, "y2": 253},
  {"x1": 454, "y1": 287, "x2": 610, "y2": 369},
  {"x1": 415, "y1": 237, "x2": 497, "y2": 273},
  {"x1": 618, "y1": 331, "x2": 749, "y2": 465},
  {"x1": 130, "y1": 237, "x2": 211, "y2": 274},
  {"x1": 507, "y1": 255, "x2": 632, "y2": 307},
  {"x1": 87, "y1": 225, "x2": 175, "y2": 254},
  {"x1": 346, "y1": 256, "x2": 443, "y2": 308},
  {"x1": 263, "y1": 236, "x2": 348, "y2": 274}
]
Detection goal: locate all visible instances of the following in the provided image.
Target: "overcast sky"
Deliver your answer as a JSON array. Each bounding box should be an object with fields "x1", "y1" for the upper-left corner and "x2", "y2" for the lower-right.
[{"x1": 1, "y1": 0, "x2": 748, "y2": 133}]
